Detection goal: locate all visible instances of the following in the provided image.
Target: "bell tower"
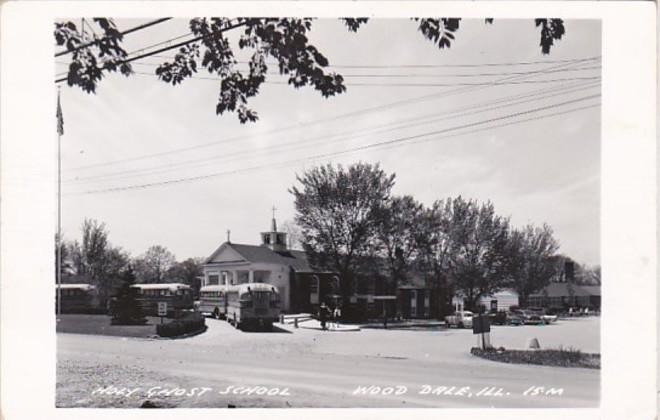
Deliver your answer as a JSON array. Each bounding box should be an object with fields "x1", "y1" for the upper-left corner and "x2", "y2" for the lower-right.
[{"x1": 260, "y1": 206, "x2": 288, "y2": 252}]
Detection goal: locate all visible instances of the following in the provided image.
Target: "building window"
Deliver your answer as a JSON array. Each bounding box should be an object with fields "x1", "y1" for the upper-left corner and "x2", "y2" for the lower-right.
[
  {"x1": 208, "y1": 274, "x2": 219, "y2": 285},
  {"x1": 253, "y1": 270, "x2": 270, "y2": 283},
  {"x1": 309, "y1": 276, "x2": 319, "y2": 293},
  {"x1": 237, "y1": 271, "x2": 249, "y2": 284}
]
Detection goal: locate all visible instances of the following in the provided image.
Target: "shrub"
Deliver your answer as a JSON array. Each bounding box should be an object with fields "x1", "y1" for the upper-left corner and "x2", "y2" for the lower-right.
[{"x1": 157, "y1": 311, "x2": 206, "y2": 337}]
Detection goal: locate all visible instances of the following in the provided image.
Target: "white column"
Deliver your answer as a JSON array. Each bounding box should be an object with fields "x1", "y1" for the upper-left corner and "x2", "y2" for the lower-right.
[{"x1": 249, "y1": 270, "x2": 254, "y2": 283}]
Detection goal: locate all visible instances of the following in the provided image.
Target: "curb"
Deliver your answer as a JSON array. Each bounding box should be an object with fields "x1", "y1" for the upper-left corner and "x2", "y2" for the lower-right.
[{"x1": 152, "y1": 325, "x2": 208, "y2": 340}]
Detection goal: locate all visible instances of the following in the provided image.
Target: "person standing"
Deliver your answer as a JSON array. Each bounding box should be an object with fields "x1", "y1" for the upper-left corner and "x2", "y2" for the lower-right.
[
  {"x1": 333, "y1": 306, "x2": 341, "y2": 329},
  {"x1": 319, "y1": 302, "x2": 328, "y2": 330}
]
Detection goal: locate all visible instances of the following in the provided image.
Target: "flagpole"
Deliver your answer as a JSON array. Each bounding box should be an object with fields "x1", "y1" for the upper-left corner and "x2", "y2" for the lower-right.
[{"x1": 56, "y1": 86, "x2": 62, "y2": 319}]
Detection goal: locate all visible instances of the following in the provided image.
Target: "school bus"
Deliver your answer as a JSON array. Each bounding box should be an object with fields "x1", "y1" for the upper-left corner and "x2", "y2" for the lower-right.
[
  {"x1": 131, "y1": 283, "x2": 194, "y2": 316},
  {"x1": 225, "y1": 283, "x2": 281, "y2": 331},
  {"x1": 56, "y1": 283, "x2": 100, "y2": 313},
  {"x1": 198, "y1": 285, "x2": 227, "y2": 319}
]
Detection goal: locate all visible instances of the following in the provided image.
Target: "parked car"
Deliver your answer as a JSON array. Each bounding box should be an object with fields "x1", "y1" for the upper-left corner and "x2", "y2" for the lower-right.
[
  {"x1": 512, "y1": 309, "x2": 544, "y2": 325},
  {"x1": 445, "y1": 311, "x2": 474, "y2": 328},
  {"x1": 506, "y1": 312, "x2": 525, "y2": 326},
  {"x1": 527, "y1": 307, "x2": 558, "y2": 324},
  {"x1": 488, "y1": 311, "x2": 507, "y2": 325},
  {"x1": 489, "y1": 310, "x2": 524, "y2": 326}
]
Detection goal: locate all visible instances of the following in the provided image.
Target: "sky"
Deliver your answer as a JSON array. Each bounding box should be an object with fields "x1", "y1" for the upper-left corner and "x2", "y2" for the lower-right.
[{"x1": 55, "y1": 18, "x2": 601, "y2": 266}]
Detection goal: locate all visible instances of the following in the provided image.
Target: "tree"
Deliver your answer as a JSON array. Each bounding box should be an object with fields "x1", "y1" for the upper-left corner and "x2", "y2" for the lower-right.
[
  {"x1": 505, "y1": 224, "x2": 559, "y2": 307},
  {"x1": 444, "y1": 197, "x2": 511, "y2": 312},
  {"x1": 167, "y1": 257, "x2": 204, "y2": 297},
  {"x1": 133, "y1": 245, "x2": 176, "y2": 283},
  {"x1": 416, "y1": 200, "x2": 456, "y2": 317},
  {"x1": 65, "y1": 218, "x2": 130, "y2": 307},
  {"x1": 374, "y1": 195, "x2": 426, "y2": 293},
  {"x1": 54, "y1": 233, "x2": 73, "y2": 279},
  {"x1": 581, "y1": 265, "x2": 601, "y2": 285},
  {"x1": 280, "y1": 219, "x2": 303, "y2": 249},
  {"x1": 55, "y1": 18, "x2": 566, "y2": 123},
  {"x1": 80, "y1": 218, "x2": 110, "y2": 280},
  {"x1": 291, "y1": 162, "x2": 396, "y2": 301},
  {"x1": 110, "y1": 265, "x2": 147, "y2": 325}
]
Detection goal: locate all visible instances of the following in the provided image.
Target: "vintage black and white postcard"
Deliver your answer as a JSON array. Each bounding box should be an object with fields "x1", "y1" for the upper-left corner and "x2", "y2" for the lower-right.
[{"x1": 0, "y1": 2, "x2": 656, "y2": 420}]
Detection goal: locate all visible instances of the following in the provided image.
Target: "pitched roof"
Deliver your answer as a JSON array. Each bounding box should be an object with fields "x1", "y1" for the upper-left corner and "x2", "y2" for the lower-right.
[
  {"x1": 206, "y1": 242, "x2": 314, "y2": 272},
  {"x1": 577, "y1": 285, "x2": 601, "y2": 296},
  {"x1": 530, "y1": 282, "x2": 600, "y2": 298}
]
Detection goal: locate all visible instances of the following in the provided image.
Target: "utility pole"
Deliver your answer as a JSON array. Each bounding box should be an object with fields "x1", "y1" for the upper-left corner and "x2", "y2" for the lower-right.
[{"x1": 56, "y1": 87, "x2": 63, "y2": 319}]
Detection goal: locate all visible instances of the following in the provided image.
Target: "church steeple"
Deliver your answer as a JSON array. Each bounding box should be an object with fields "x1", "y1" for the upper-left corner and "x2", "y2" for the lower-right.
[
  {"x1": 261, "y1": 206, "x2": 287, "y2": 252},
  {"x1": 271, "y1": 206, "x2": 278, "y2": 232}
]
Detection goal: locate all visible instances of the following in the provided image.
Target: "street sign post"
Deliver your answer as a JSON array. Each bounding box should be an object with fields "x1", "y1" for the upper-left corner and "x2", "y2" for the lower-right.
[
  {"x1": 158, "y1": 302, "x2": 167, "y2": 324},
  {"x1": 472, "y1": 315, "x2": 491, "y2": 350}
]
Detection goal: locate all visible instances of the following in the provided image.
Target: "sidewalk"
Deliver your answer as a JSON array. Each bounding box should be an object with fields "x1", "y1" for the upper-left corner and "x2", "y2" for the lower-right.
[
  {"x1": 359, "y1": 319, "x2": 447, "y2": 330},
  {"x1": 277, "y1": 318, "x2": 361, "y2": 332}
]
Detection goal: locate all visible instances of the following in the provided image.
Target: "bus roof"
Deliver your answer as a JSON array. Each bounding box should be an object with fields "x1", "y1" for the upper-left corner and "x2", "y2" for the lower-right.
[
  {"x1": 228, "y1": 282, "x2": 278, "y2": 294},
  {"x1": 200, "y1": 285, "x2": 226, "y2": 292},
  {"x1": 131, "y1": 283, "x2": 191, "y2": 291},
  {"x1": 57, "y1": 283, "x2": 96, "y2": 290}
]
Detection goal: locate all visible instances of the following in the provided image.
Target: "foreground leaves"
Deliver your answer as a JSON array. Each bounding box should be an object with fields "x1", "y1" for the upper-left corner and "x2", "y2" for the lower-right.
[{"x1": 56, "y1": 17, "x2": 566, "y2": 123}]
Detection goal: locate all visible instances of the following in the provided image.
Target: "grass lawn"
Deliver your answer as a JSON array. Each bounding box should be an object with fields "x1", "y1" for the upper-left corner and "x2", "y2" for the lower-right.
[
  {"x1": 56, "y1": 314, "x2": 166, "y2": 338},
  {"x1": 471, "y1": 346, "x2": 600, "y2": 369}
]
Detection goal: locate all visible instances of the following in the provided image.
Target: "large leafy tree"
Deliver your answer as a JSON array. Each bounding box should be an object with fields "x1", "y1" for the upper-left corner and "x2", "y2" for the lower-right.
[
  {"x1": 374, "y1": 195, "x2": 426, "y2": 293},
  {"x1": 416, "y1": 200, "x2": 456, "y2": 317},
  {"x1": 166, "y1": 257, "x2": 204, "y2": 297},
  {"x1": 444, "y1": 197, "x2": 511, "y2": 311},
  {"x1": 291, "y1": 162, "x2": 396, "y2": 300},
  {"x1": 505, "y1": 224, "x2": 559, "y2": 307},
  {"x1": 133, "y1": 245, "x2": 177, "y2": 283},
  {"x1": 55, "y1": 17, "x2": 566, "y2": 123},
  {"x1": 64, "y1": 218, "x2": 130, "y2": 308},
  {"x1": 280, "y1": 219, "x2": 303, "y2": 250}
]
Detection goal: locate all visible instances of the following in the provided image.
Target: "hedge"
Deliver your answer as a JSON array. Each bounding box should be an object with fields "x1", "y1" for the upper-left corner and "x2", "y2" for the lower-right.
[{"x1": 156, "y1": 311, "x2": 206, "y2": 338}]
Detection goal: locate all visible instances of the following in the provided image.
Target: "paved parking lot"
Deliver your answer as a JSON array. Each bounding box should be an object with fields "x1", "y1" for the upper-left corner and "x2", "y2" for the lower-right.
[{"x1": 57, "y1": 316, "x2": 600, "y2": 408}]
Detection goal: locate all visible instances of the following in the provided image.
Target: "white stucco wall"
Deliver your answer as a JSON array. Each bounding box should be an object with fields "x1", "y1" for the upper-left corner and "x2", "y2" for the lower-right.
[{"x1": 203, "y1": 261, "x2": 292, "y2": 311}]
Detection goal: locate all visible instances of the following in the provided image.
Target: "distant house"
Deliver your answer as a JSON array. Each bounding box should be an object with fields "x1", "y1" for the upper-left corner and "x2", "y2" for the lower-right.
[
  {"x1": 480, "y1": 289, "x2": 519, "y2": 312},
  {"x1": 451, "y1": 289, "x2": 520, "y2": 313},
  {"x1": 528, "y1": 282, "x2": 601, "y2": 310},
  {"x1": 202, "y1": 217, "x2": 337, "y2": 313}
]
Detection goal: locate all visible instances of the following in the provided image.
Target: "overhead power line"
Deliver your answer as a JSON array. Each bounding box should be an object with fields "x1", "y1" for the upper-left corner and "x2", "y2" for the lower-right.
[
  {"x1": 64, "y1": 81, "x2": 601, "y2": 185},
  {"x1": 127, "y1": 68, "x2": 600, "y2": 87},
  {"x1": 56, "y1": 59, "x2": 600, "y2": 79},
  {"x1": 64, "y1": 56, "x2": 600, "y2": 172},
  {"x1": 64, "y1": 94, "x2": 600, "y2": 195},
  {"x1": 55, "y1": 20, "x2": 248, "y2": 83},
  {"x1": 55, "y1": 18, "x2": 173, "y2": 57},
  {"x1": 141, "y1": 53, "x2": 601, "y2": 69}
]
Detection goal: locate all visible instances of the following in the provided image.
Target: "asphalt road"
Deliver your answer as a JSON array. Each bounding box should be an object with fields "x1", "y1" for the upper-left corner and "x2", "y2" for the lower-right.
[{"x1": 57, "y1": 317, "x2": 600, "y2": 408}]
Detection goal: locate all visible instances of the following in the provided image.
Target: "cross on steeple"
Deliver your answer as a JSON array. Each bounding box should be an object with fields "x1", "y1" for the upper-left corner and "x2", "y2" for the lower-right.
[
  {"x1": 226, "y1": 229, "x2": 231, "y2": 243},
  {"x1": 271, "y1": 206, "x2": 278, "y2": 232}
]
